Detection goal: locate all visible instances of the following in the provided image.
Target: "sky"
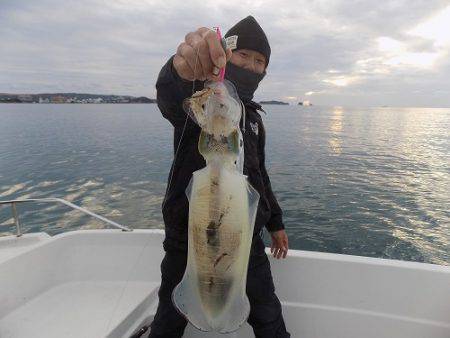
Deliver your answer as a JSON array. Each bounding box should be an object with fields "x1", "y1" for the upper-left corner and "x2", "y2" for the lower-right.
[{"x1": 1, "y1": 0, "x2": 450, "y2": 107}]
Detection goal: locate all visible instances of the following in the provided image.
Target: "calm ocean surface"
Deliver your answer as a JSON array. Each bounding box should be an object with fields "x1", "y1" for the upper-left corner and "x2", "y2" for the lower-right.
[{"x1": 0, "y1": 104, "x2": 449, "y2": 265}]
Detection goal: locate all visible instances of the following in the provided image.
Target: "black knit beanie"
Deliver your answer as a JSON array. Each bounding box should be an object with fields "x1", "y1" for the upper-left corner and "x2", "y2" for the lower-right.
[{"x1": 224, "y1": 16, "x2": 271, "y2": 67}]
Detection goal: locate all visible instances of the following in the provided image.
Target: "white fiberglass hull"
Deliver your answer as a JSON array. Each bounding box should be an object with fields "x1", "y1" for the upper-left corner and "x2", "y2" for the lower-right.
[{"x1": 0, "y1": 229, "x2": 448, "y2": 338}]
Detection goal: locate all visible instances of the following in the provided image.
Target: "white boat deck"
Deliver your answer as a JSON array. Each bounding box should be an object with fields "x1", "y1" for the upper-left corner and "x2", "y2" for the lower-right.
[
  {"x1": 0, "y1": 229, "x2": 449, "y2": 338},
  {"x1": 0, "y1": 233, "x2": 50, "y2": 264},
  {"x1": 0, "y1": 281, "x2": 158, "y2": 338}
]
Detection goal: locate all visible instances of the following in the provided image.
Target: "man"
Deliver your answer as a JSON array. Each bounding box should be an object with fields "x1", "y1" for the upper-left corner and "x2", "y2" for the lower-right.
[{"x1": 150, "y1": 16, "x2": 290, "y2": 338}]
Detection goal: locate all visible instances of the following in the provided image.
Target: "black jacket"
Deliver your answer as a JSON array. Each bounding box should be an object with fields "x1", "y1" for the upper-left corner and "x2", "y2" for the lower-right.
[{"x1": 156, "y1": 56, "x2": 284, "y2": 253}]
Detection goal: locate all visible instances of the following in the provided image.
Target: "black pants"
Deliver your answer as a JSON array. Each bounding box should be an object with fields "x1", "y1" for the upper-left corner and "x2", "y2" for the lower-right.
[{"x1": 148, "y1": 243, "x2": 290, "y2": 338}]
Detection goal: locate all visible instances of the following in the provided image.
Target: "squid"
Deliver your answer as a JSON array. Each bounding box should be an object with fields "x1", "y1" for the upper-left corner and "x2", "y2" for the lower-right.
[{"x1": 172, "y1": 80, "x2": 259, "y2": 333}]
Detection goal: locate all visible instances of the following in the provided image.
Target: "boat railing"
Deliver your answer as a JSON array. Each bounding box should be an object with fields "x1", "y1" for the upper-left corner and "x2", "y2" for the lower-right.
[{"x1": 0, "y1": 198, "x2": 131, "y2": 237}]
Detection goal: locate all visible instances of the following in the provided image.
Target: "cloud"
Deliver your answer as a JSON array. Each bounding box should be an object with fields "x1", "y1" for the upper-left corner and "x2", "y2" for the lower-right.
[
  {"x1": 1, "y1": 0, "x2": 449, "y2": 106},
  {"x1": 323, "y1": 75, "x2": 360, "y2": 87}
]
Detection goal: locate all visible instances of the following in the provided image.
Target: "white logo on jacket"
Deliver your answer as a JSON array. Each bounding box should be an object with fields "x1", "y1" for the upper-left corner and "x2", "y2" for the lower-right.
[{"x1": 250, "y1": 122, "x2": 259, "y2": 135}]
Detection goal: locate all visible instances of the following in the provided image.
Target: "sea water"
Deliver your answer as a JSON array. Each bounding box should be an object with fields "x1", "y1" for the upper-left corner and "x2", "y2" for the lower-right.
[{"x1": 0, "y1": 104, "x2": 448, "y2": 265}]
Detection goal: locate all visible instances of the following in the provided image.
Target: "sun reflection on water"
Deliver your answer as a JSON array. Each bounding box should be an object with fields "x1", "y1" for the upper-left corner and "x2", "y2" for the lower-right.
[{"x1": 328, "y1": 106, "x2": 344, "y2": 155}]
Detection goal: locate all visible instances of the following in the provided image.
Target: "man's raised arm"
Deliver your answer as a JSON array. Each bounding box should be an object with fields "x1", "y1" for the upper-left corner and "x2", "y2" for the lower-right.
[{"x1": 156, "y1": 27, "x2": 231, "y2": 127}]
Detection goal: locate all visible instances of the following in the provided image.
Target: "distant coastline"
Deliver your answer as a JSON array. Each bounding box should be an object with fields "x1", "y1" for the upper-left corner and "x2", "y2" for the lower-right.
[
  {"x1": 260, "y1": 100, "x2": 289, "y2": 105},
  {"x1": 0, "y1": 93, "x2": 156, "y2": 104},
  {"x1": 1, "y1": 93, "x2": 315, "y2": 106}
]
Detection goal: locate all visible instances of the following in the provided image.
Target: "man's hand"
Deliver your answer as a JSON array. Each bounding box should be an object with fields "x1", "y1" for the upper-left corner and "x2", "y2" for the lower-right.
[
  {"x1": 270, "y1": 229, "x2": 289, "y2": 259},
  {"x1": 173, "y1": 27, "x2": 232, "y2": 82}
]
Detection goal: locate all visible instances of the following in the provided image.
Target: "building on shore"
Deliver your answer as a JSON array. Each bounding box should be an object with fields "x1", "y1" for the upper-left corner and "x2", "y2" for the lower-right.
[
  {"x1": 18, "y1": 95, "x2": 33, "y2": 103},
  {"x1": 51, "y1": 96, "x2": 66, "y2": 103}
]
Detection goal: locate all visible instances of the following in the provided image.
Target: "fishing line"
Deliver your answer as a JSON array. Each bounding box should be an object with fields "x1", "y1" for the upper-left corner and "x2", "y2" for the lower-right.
[
  {"x1": 162, "y1": 46, "x2": 200, "y2": 210},
  {"x1": 163, "y1": 33, "x2": 246, "y2": 209}
]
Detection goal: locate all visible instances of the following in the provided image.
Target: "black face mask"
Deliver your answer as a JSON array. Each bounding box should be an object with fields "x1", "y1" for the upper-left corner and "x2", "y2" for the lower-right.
[{"x1": 224, "y1": 62, "x2": 266, "y2": 103}]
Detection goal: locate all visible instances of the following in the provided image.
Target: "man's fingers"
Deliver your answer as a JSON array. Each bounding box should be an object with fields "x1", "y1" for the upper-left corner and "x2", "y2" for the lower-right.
[
  {"x1": 276, "y1": 248, "x2": 282, "y2": 259},
  {"x1": 176, "y1": 27, "x2": 234, "y2": 81},
  {"x1": 181, "y1": 28, "x2": 232, "y2": 81},
  {"x1": 173, "y1": 55, "x2": 194, "y2": 81},
  {"x1": 269, "y1": 232, "x2": 289, "y2": 259},
  {"x1": 282, "y1": 236, "x2": 289, "y2": 258},
  {"x1": 185, "y1": 32, "x2": 213, "y2": 80},
  {"x1": 177, "y1": 42, "x2": 205, "y2": 80},
  {"x1": 209, "y1": 47, "x2": 231, "y2": 81},
  {"x1": 272, "y1": 244, "x2": 288, "y2": 259},
  {"x1": 199, "y1": 28, "x2": 226, "y2": 68},
  {"x1": 274, "y1": 247, "x2": 282, "y2": 259},
  {"x1": 177, "y1": 43, "x2": 195, "y2": 71}
]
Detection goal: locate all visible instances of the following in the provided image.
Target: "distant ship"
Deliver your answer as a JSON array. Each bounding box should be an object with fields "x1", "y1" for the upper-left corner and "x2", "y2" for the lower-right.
[{"x1": 298, "y1": 100, "x2": 312, "y2": 106}]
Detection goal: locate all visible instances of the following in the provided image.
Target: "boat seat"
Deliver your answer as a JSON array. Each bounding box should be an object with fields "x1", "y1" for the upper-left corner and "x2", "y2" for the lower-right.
[{"x1": 0, "y1": 281, "x2": 159, "y2": 338}]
